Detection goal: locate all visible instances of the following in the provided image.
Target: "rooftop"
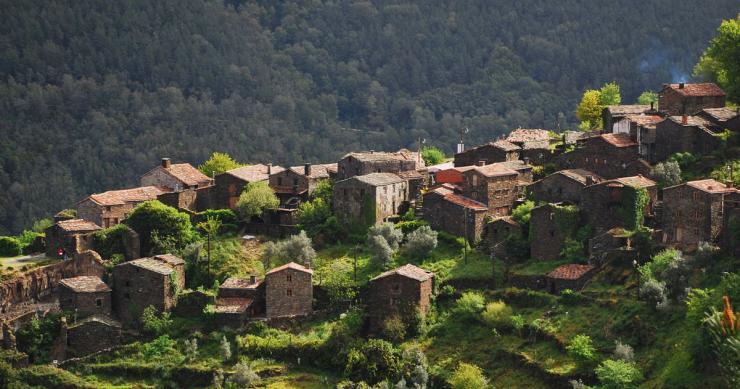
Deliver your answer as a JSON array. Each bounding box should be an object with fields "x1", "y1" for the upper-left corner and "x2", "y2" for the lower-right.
[
  {"x1": 69, "y1": 314, "x2": 122, "y2": 329},
  {"x1": 685, "y1": 179, "x2": 737, "y2": 194},
  {"x1": 557, "y1": 169, "x2": 603, "y2": 185},
  {"x1": 288, "y1": 163, "x2": 338, "y2": 179},
  {"x1": 547, "y1": 264, "x2": 595, "y2": 280},
  {"x1": 490, "y1": 216, "x2": 519, "y2": 226},
  {"x1": 606, "y1": 105, "x2": 651, "y2": 116},
  {"x1": 352, "y1": 172, "x2": 406, "y2": 186},
  {"x1": 345, "y1": 149, "x2": 422, "y2": 164},
  {"x1": 668, "y1": 115, "x2": 712, "y2": 130},
  {"x1": 426, "y1": 161, "x2": 455, "y2": 173},
  {"x1": 599, "y1": 175, "x2": 656, "y2": 189},
  {"x1": 56, "y1": 219, "x2": 102, "y2": 232},
  {"x1": 700, "y1": 107, "x2": 739, "y2": 122},
  {"x1": 59, "y1": 276, "x2": 111, "y2": 293},
  {"x1": 265, "y1": 262, "x2": 313, "y2": 276},
  {"x1": 599, "y1": 133, "x2": 637, "y2": 148},
  {"x1": 224, "y1": 164, "x2": 284, "y2": 182},
  {"x1": 84, "y1": 186, "x2": 168, "y2": 206},
  {"x1": 506, "y1": 128, "x2": 551, "y2": 144},
  {"x1": 214, "y1": 297, "x2": 253, "y2": 313},
  {"x1": 443, "y1": 193, "x2": 488, "y2": 211},
  {"x1": 622, "y1": 114, "x2": 665, "y2": 129},
  {"x1": 663, "y1": 83, "x2": 725, "y2": 97},
  {"x1": 220, "y1": 277, "x2": 262, "y2": 289},
  {"x1": 125, "y1": 257, "x2": 175, "y2": 275},
  {"x1": 153, "y1": 254, "x2": 185, "y2": 266},
  {"x1": 146, "y1": 162, "x2": 211, "y2": 187},
  {"x1": 472, "y1": 163, "x2": 519, "y2": 178},
  {"x1": 371, "y1": 264, "x2": 434, "y2": 282},
  {"x1": 458, "y1": 140, "x2": 520, "y2": 155}
]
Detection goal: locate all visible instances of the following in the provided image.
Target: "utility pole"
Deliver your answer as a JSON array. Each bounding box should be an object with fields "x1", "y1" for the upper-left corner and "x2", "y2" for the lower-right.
[
  {"x1": 463, "y1": 207, "x2": 468, "y2": 264},
  {"x1": 457, "y1": 127, "x2": 469, "y2": 154},
  {"x1": 417, "y1": 137, "x2": 426, "y2": 165}
]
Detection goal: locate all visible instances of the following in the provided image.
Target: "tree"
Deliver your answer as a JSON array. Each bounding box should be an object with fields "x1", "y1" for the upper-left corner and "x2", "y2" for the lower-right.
[
  {"x1": 595, "y1": 359, "x2": 643, "y2": 389},
  {"x1": 368, "y1": 234, "x2": 394, "y2": 267},
  {"x1": 694, "y1": 14, "x2": 740, "y2": 103},
  {"x1": 0, "y1": 237, "x2": 22, "y2": 257},
  {"x1": 576, "y1": 89, "x2": 603, "y2": 130},
  {"x1": 482, "y1": 300, "x2": 513, "y2": 329},
  {"x1": 297, "y1": 197, "x2": 341, "y2": 243},
  {"x1": 421, "y1": 146, "x2": 446, "y2": 166},
  {"x1": 140, "y1": 305, "x2": 173, "y2": 336},
  {"x1": 511, "y1": 200, "x2": 535, "y2": 225},
  {"x1": 447, "y1": 362, "x2": 488, "y2": 389},
  {"x1": 229, "y1": 360, "x2": 260, "y2": 386},
  {"x1": 261, "y1": 231, "x2": 316, "y2": 268},
  {"x1": 368, "y1": 222, "x2": 404, "y2": 251},
  {"x1": 196, "y1": 216, "x2": 222, "y2": 281},
  {"x1": 637, "y1": 91, "x2": 658, "y2": 105},
  {"x1": 219, "y1": 336, "x2": 232, "y2": 361},
  {"x1": 236, "y1": 181, "x2": 279, "y2": 220},
  {"x1": 454, "y1": 292, "x2": 485, "y2": 322},
  {"x1": 197, "y1": 152, "x2": 243, "y2": 177},
  {"x1": 639, "y1": 278, "x2": 669, "y2": 311},
  {"x1": 124, "y1": 200, "x2": 193, "y2": 255},
  {"x1": 403, "y1": 225, "x2": 438, "y2": 258},
  {"x1": 598, "y1": 82, "x2": 622, "y2": 106},
  {"x1": 345, "y1": 339, "x2": 403, "y2": 384},
  {"x1": 651, "y1": 161, "x2": 682, "y2": 188},
  {"x1": 613, "y1": 341, "x2": 635, "y2": 363},
  {"x1": 566, "y1": 334, "x2": 597, "y2": 364}
]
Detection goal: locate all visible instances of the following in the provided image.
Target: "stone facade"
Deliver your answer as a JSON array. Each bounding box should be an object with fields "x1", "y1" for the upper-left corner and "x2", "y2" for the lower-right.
[
  {"x1": 65, "y1": 315, "x2": 122, "y2": 358},
  {"x1": 529, "y1": 203, "x2": 578, "y2": 261},
  {"x1": 661, "y1": 179, "x2": 737, "y2": 251},
  {"x1": 264, "y1": 262, "x2": 313, "y2": 318},
  {"x1": 337, "y1": 149, "x2": 422, "y2": 180},
  {"x1": 460, "y1": 164, "x2": 520, "y2": 216},
  {"x1": 658, "y1": 83, "x2": 726, "y2": 116},
  {"x1": 529, "y1": 169, "x2": 602, "y2": 205},
  {"x1": 44, "y1": 219, "x2": 101, "y2": 258},
  {"x1": 58, "y1": 276, "x2": 112, "y2": 318},
  {"x1": 454, "y1": 140, "x2": 520, "y2": 167},
  {"x1": 697, "y1": 107, "x2": 740, "y2": 133},
  {"x1": 333, "y1": 173, "x2": 409, "y2": 225},
  {"x1": 602, "y1": 105, "x2": 653, "y2": 132},
  {"x1": 367, "y1": 264, "x2": 433, "y2": 335},
  {"x1": 611, "y1": 114, "x2": 665, "y2": 161},
  {"x1": 484, "y1": 217, "x2": 522, "y2": 259},
  {"x1": 556, "y1": 134, "x2": 641, "y2": 179},
  {"x1": 422, "y1": 186, "x2": 488, "y2": 241},
  {"x1": 140, "y1": 158, "x2": 212, "y2": 190},
  {"x1": 216, "y1": 276, "x2": 265, "y2": 319},
  {"x1": 545, "y1": 264, "x2": 596, "y2": 293},
  {"x1": 77, "y1": 186, "x2": 167, "y2": 228},
  {"x1": 653, "y1": 116, "x2": 723, "y2": 163},
  {"x1": 157, "y1": 188, "x2": 200, "y2": 213},
  {"x1": 581, "y1": 176, "x2": 658, "y2": 233},
  {"x1": 269, "y1": 164, "x2": 336, "y2": 207},
  {"x1": 212, "y1": 164, "x2": 284, "y2": 210},
  {"x1": 721, "y1": 191, "x2": 740, "y2": 257}
]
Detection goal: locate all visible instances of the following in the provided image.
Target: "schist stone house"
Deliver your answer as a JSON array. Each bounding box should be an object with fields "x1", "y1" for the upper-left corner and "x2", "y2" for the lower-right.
[
  {"x1": 333, "y1": 173, "x2": 409, "y2": 225},
  {"x1": 214, "y1": 276, "x2": 264, "y2": 325},
  {"x1": 454, "y1": 140, "x2": 520, "y2": 167},
  {"x1": 557, "y1": 133, "x2": 648, "y2": 179},
  {"x1": 611, "y1": 114, "x2": 665, "y2": 161},
  {"x1": 63, "y1": 315, "x2": 122, "y2": 358},
  {"x1": 265, "y1": 262, "x2": 313, "y2": 318},
  {"x1": 506, "y1": 128, "x2": 552, "y2": 165},
  {"x1": 422, "y1": 185, "x2": 489, "y2": 241},
  {"x1": 337, "y1": 149, "x2": 423, "y2": 180},
  {"x1": 581, "y1": 175, "x2": 658, "y2": 233},
  {"x1": 722, "y1": 191, "x2": 740, "y2": 257},
  {"x1": 367, "y1": 264, "x2": 434, "y2": 334},
  {"x1": 546, "y1": 264, "x2": 596, "y2": 293},
  {"x1": 58, "y1": 276, "x2": 112, "y2": 318},
  {"x1": 653, "y1": 116, "x2": 723, "y2": 163},
  {"x1": 529, "y1": 203, "x2": 581, "y2": 261},
  {"x1": 460, "y1": 163, "x2": 522, "y2": 216},
  {"x1": 213, "y1": 164, "x2": 285, "y2": 209},
  {"x1": 112, "y1": 254, "x2": 185, "y2": 324},
  {"x1": 661, "y1": 179, "x2": 738, "y2": 251},
  {"x1": 45, "y1": 219, "x2": 101, "y2": 257},
  {"x1": 140, "y1": 158, "x2": 212, "y2": 191},
  {"x1": 529, "y1": 169, "x2": 602, "y2": 205},
  {"x1": 269, "y1": 163, "x2": 337, "y2": 207},
  {"x1": 484, "y1": 217, "x2": 522, "y2": 258},
  {"x1": 602, "y1": 104, "x2": 655, "y2": 132},
  {"x1": 658, "y1": 83, "x2": 726, "y2": 116},
  {"x1": 77, "y1": 186, "x2": 167, "y2": 228},
  {"x1": 696, "y1": 107, "x2": 740, "y2": 132}
]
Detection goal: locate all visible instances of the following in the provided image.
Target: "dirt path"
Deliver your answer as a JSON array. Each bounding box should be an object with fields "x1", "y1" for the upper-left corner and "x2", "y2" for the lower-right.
[{"x1": 1, "y1": 253, "x2": 52, "y2": 269}]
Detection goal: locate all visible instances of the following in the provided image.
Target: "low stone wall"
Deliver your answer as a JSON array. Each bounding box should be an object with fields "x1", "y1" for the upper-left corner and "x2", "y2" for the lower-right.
[{"x1": 242, "y1": 223, "x2": 298, "y2": 238}]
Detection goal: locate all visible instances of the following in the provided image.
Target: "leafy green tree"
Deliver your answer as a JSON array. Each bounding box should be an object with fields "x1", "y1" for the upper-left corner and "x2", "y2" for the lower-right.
[
  {"x1": 576, "y1": 89, "x2": 603, "y2": 130},
  {"x1": 0, "y1": 236, "x2": 22, "y2": 257},
  {"x1": 694, "y1": 14, "x2": 740, "y2": 103},
  {"x1": 368, "y1": 222, "x2": 404, "y2": 251},
  {"x1": 345, "y1": 339, "x2": 403, "y2": 384},
  {"x1": 454, "y1": 292, "x2": 486, "y2": 322},
  {"x1": 31, "y1": 218, "x2": 53, "y2": 233},
  {"x1": 651, "y1": 161, "x2": 682, "y2": 188},
  {"x1": 236, "y1": 181, "x2": 279, "y2": 220},
  {"x1": 368, "y1": 234, "x2": 394, "y2": 268},
  {"x1": 261, "y1": 231, "x2": 316, "y2": 268},
  {"x1": 598, "y1": 82, "x2": 622, "y2": 106},
  {"x1": 402, "y1": 225, "x2": 438, "y2": 259},
  {"x1": 511, "y1": 200, "x2": 535, "y2": 225},
  {"x1": 124, "y1": 200, "x2": 193, "y2": 255},
  {"x1": 196, "y1": 216, "x2": 222, "y2": 281},
  {"x1": 447, "y1": 362, "x2": 488, "y2": 389},
  {"x1": 140, "y1": 305, "x2": 173, "y2": 336},
  {"x1": 637, "y1": 91, "x2": 658, "y2": 105},
  {"x1": 197, "y1": 152, "x2": 243, "y2": 177},
  {"x1": 421, "y1": 146, "x2": 446, "y2": 166},
  {"x1": 566, "y1": 334, "x2": 597, "y2": 364},
  {"x1": 595, "y1": 359, "x2": 643, "y2": 389}
]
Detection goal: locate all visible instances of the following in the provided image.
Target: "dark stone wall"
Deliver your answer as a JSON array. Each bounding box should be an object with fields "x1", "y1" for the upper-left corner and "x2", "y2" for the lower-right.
[
  {"x1": 265, "y1": 268, "x2": 312, "y2": 318},
  {"x1": 529, "y1": 204, "x2": 572, "y2": 261},
  {"x1": 454, "y1": 145, "x2": 518, "y2": 167},
  {"x1": 337, "y1": 156, "x2": 418, "y2": 180},
  {"x1": 112, "y1": 264, "x2": 172, "y2": 325},
  {"x1": 556, "y1": 138, "x2": 640, "y2": 179},
  {"x1": 530, "y1": 174, "x2": 588, "y2": 205},
  {"x1": 662, "y1": 184, "x2": 725, "y2": 250},
  {"x1": 66, "y1": 320, "x2": 121, "y2": 358},
  {"x1": 653, "y1": 120, "x2": 722, "y2": 164},
  {"x1": 422, "y1": 192, "x2": 487, "y2": 241},
  {"x1": 59, "y1": 286, "x2": 111, "y2": 318},
  {"x1": 367, "y1": 274, "x2": 432, "y2": 334},
  {"x1": 658, "y1": 88, "x2": 725, "y2": 116}
]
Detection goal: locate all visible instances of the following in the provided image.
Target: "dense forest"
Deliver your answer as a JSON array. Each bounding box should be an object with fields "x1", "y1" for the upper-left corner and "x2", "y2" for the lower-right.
[{"x1": 1, "y1": 0, "x2": 739, "y2": 234}]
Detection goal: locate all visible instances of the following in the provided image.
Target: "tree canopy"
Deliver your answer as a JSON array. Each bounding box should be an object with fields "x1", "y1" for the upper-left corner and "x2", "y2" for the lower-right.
[
  {"x1": 694, "y1": 13, "x2": 740, "y2": 103},
  {"x1": 198, "y1": 152, "x2": 243, "y2": 177},
  {"x1": 236, "y1": 181, "x2": 279, "y2": 220}
]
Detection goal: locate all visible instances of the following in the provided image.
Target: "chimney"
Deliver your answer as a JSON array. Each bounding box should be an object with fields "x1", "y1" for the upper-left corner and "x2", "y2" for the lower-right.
[
  {"x1": 586, "y1": 175, "x2": 595, "y2": 186},
  {"x1": 650, "y1": 101, "x2": 654, "y2": 110},
  {"x1": 679, "y1": 82, "x2": 685, "y2": 89},
  {"x1": 523, "y1": 157, "x2": 530, "y2": 165},
  {"x1": 267, "y1": 163, "x2": 272, "y2": 175},
  {"x1": 476, "y1": 160, "x2": 486, "y2": 166},
  {"x1": 304, "y1": 163, "x2": 312, "y2": 176},
  {"x1": 249, "y1": 275, "x2": 257, "y2": 284},
  {"x1": 682, "y1": 115, "x2": 688, "y2": 125},
  {"x1": 161, "y1": 158, "x2": 171, "y2": 169}
]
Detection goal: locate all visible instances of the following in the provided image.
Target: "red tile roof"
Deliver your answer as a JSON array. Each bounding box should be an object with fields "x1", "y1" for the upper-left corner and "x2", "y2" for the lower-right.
[
  {"x1": 225, "y1": 164, "x2": 285, "y2": 182},
  {"x1": 265, "y1": 262, "x2": 313, "y2": 276},
  {"x1": 85, "y1": 186, "x2": 168, "y2": 206},
  {"x1": 56, "y1": 219, "x2": 102, "y2": 232},
  {"x1": 168, "y1": 163, "x2": 212, "y2": 185},
  {"x1": 664, "y1": 83, "x2": 725, "y2": 97},
  {"x1": 214, "y1": 297, "x2": 253, "y2": 313},
  {"x1": 443, "y1": 193, "x2": 488, "y2": 211},
  {"x1": 623, "y1": 114, "x2": 665, "y2": 129},
  {"x1": 686, "y1": 179, "x2": 737, "y2": 194},
  {"x1": 371, "y1": 264, "x2": 433, "y2": 282},
  {"x1": 547, "y1": 264, "x2": 595, "y2": 280},
  {"x1": 60, "y1": 276, "x2": 111, "y2": 293},
  {"x1": 600, "y1": 133, "x2": 637, "y2": 148}
]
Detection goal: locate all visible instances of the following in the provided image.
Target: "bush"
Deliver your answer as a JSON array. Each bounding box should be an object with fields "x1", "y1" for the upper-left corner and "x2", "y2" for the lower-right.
[
  {"x1": 262, "y1": 230, "x2": 316, "y2": 268},
  {"x1": 482, "y1": 300, "x2": 512, "y2": 329},
  {"x1": 297, "y1": 197, "x2": 342, "y2": 243},
  {"x1": 140, "y1": 305, "x2": 173, "y2": 336},
  {"x1": 193, "y1": 209, "x2": 237, "y2": 227},
  {"x1": 421, "y1": 146, "x2": 446, "y2": 166},
  {"x1": 91, "y1": 223, "x2": 134, "y2": 259},
  {"x1": 639, "y1": 279, "x2": 669, "y2": 311},
  {"x1": 236, "y1": 181, "x2": 279, "y2": 219},
  {"x1": 454, "y1": 292, "x2": 485, "y2": 322},
  {"x1": 31, "y1": 218, "x2": 53, "y2": 233},
  {"x1": 219, "y1": 336, "x2": 232, "y2": 361},
  {"x1": 367, "y1": 234, "x2": 394, "y2": 267},
  {"x1": 142, "y1": 335, "x2": 179, "y2": 361},
  {"x1": 500, "y1": 287, "x2": 557, "y2": 307},
  {"x1": 0, "y1": 236, "x2": 22, "y2": 257},
  {"x1": 511, "y1": 200, "x2": 535, "y2": 225},
  {"x1": 396, "y1": 220, "x2": 428, "y2": 234},
  {"x1": 403, "y1": 225, "x2": 438, "y2": 259},
  {"x1": 651, "y1": 161, "x2": 682, "y2": 188},
  {"x1": 381, "y1": 315, "x2": 407, "y2": 343},
  {"x1": 229, "y1": 360, "x2": 259, "y2": 386},
  {"x1": 345, "y1": 339, "x2": 403, "y2": 384},
  {"x1": 594, "y1": 359, "x2": 643, "y2": 389},
  {"x1": 447, "y1": 362, "x2": 488, "y2": 389},
  {"x1": 560, "y1": 289, "x2": 585, "y2": 305},
  {"x1": 566, "y1": 334, "x2": 597, "y2": 364},
  {"x1": 368, "y1": 222, "x2": 404, "y2": 251},
  {"x1": 613, "y1": 341, "x2": 635, "y2": 363},
  {"x1": 124, "y1": 200, "x2": 193, "y2": 255}
]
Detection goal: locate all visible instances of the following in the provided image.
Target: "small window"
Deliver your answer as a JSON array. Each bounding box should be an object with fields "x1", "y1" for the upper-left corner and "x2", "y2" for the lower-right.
[
  {"x1": 293, "y1": 178, "x2": 299, "y2": 186},
  {"x1": 278, "y1": 177, "x2": 283, "y2": 186},
  {"x1": 287, "y1": 274, "x2": 292, "y2": 282},
  {"x1": 693, "y1": 192, "x2": 700, "y2": 201},
  {"x1": 125, "y1": 280, "x2": 131, "y2": 287},
  {"x1": 95, "y1": 298, "x2": 103, "y2": 307},
  {"x1": 287, "y1": 289, "x2": 292, "y2": 296},
  {"x1": 124, "y1": 293, "x2": 131, "y2": 300},
  {"x1": 392, "y1": 283, "x2": 401, "y2": 293},
  {"x1": 549, "y1": 230, "x2": 555, "y2": 237}
]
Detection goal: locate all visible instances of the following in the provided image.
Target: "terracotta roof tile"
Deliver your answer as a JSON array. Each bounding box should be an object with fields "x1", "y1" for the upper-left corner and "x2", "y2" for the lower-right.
[
  {"x1": 506, "y1": 129, "x2": 551, "y2": 143},
  {"x1": 664, "y1": 83, "x2": 725, "y2": 97},
  {"x1": 70, "y1": 314, "x2": 121, "y2": 328},
  {"x1": 225, "y1": 164, "x2": 285, "y2": 182},
  {"x1": 60, "y1": 276, "x2": 111, "y2": 293},
  {"x1": 345, "y1": 149, "x2": 423, "y2": 166},
  {"x1": 146, "y1": 163, "x2": 211, "y2": 187},
  {"x1": 473, "y1": 164, "x2": 519, "y2": 178},
  {"x1": 600, "y1": 133, "x2": 637, "y2": 148},
  {"x1": 490, "y1": 216, "x2": 519, "y2": 226},
  {"x1": 56, "y1": 219, "x2": 101, "y2": 232},
  {"x1": 613, "y1": 175, "x2": 656, "y2": 188},
  {"x1": 288, "y1": 163, "x2": 338, "y2": 179},
  {"x1": 153, "y1": 254, "x2": 185, "y2": 266},
  {"x1": 214, "y1": 297, "x2": 253, "y2": 313},
  {"x1": 668, "y1": 115, "x2": 713, "y2": 131},
  {"x1": 686, "y1": 179, "x2": 737, "y2": 194},
  {"x1": 547, "y1": 264, "x2": 595, "y2": 280},
  {"x1": 371, "y1": 264, "x2": 433, "y2": 282},
  {"x1": 427, "y1": 162, "x2": 454, "y2": 173},
  {"x1": 623, "y1": 114, "x2": 665, "y2": 129},
  {"x1": 124, "y1": 258, "x2": 175, "y2": 275},
  {"x1": 265, "y1": 262, "x2": 313, "y2": 276},
  {"x1": 443, "y1": 193, "x2": 488, "y2": 211},
  {"x1": 85, "y1": 186, "x2": 168, "y2": 206}
]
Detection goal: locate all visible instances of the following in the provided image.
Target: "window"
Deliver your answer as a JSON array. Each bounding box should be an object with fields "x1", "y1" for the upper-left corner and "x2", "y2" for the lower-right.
[
  {"x1": 392, "y1": 283, "x2": 401, "y2": 294},
  {"x1": 278, "y1": 177, "x2": 283, "y2": 186},
  {"x1": 287, "y1": 274, "x2": 292, "y2": 282},
  {"x1": 106, "y1": 206, "x2": 112, "y2": 212},
  {"x1": 472, "y1": 175, "x2": 478, "y2": 185},
  {"x1": 95, "y1": 298, "x2": 103, "y2": 307},
  {"x1": 693, "y1": 192, "x2": 700, "y2": 201},
  {"x1": 293, "y1": 178, "x2": 299, "y2": 186},
  {"x1": 549, "y1": 230, "x2": 555, "y2": 237},
  {"x1": 287, "y1": 289, "x2": 292, "y2": 296},
  {"x1": 125, "y1": 280, "x2": 131, "y2": 287},
  {"x1": 124, "y1": 293, "x2": 131, "y2": 300}
]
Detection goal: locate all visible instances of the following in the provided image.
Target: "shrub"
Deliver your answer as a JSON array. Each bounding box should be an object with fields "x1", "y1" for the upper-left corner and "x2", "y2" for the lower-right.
[
  {"x1": 368, "y1": 235, "x2": 394, "y2": 267},
  {"x1": 0, "y1": 236, "x2": 22, "y2": 257},
  {"x1": 229, "y1": 360, "x2": 259, "y2": 386},
  {"x1": 91, "y1": 223, "x2": 133, "y2": 259},
  {"x1": 501, "y1": 287, "x2": 557, "y2": 307},
  {"x1": 297, "y1": 197, "x2": 342, "y2": 243},
  {"x1": 262, "y1": 231, "x2": 316, "y2": 268},
  {"x1": 183, "y1": 338, "x2": 198, "y2": 361},
  {"x1": 124, "y1": 200, "x2": 193, "y2": 255},
  {"x1": 381, "y1": 315, "x2": 407, "y2": 343},
  {"x1": 236, "y1": 181, "x2": 279, "y2": 219},
  {"x1": 594, "y1": 359, "x2": 643, "y2": 389},
  {"x1": 193, "y1": 209, "x2": 237, "y2": 227},
  {"x1": 142, "y1": 335, "x2": 178, "y2": 361},
  {"x1": 613, "y1": 341, "x2": 635, "y2": 363},
  {"x1": 481, "y1": 300, "x2": 512, "y2": 329},
  {"x1": 454, "y1": 292, "x2": 485, "y2": 322},
  {"x1": 510, "y1": 314, "x2": 525, "y2": 336},
  {"x1": 511, "y1": 200, "x2": 535, "y2": 225},
  {"x1": 694, "y1": 241, "x2": 719, "y2": 263},
  {"x1": 396, "y1": 220, "x2": 428, "y2": 234},
  {"x1": 566, "y1": 334, "x2": 597, "y2": 364},
  {"x1": 650, "y1": 161, "x2": 682, "y2": 188},
  {"x1": 560, "y1": 289, "x2": 585, "y2": 305},
  {"x1": 421, "y1": 146, "x2": 446, "y2": 166},
  {"x1": 31, "y1": 218, "x2": 53, "y2": 233},
  {"x1": 140, "y1": 305, "x2": 173, "y2": 336},
  {"x1": 345, "y1": 339, "x2": 403, "y2": 384},
  {"x1": 368, "y1": 222, "x2": 404, "y2": 251},
  {"x1": 447, "y1": 362, "x2": 488, "y2": 389},
  {"x1": 639, "y1": 279, "x2": 669, "y2": 311},
  {"x1": 219, "y1": 336, "x2": 232, "y2": 361},
  {"x1": 403, "y1": 226, "x2": 438, "y2": 259}
]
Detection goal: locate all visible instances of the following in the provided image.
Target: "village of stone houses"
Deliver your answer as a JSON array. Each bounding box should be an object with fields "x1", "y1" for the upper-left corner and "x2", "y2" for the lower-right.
[{"x1": 0, "y1": 79, "x2": 739, "y2": 389}]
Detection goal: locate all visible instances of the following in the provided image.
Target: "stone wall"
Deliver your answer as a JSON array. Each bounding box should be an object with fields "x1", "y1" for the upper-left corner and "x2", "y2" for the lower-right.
[
  {"x1": 556, "y1": 137, "x2": 640, "y2": 179},
  {"x1": 111, "y1": 264, "x2": 172, "y2": 325},
  {"x1": 265, "y1": 268, "x2": 312, "y2": 318},
  {"x1": 658, "y1": 88, "x2": 725, "y2": 116},
  {"x1": 662, "y1": 184, "x2": 725, "y2": 250},
  {"x1": 337, "y1": 156, "x2": 417, "y2": 180},
  {"x1": 158, "y1": 188, "x2": 199, "y2": 212},
  {"x1": 530, "y1": 173, "x2": 589, "y2": 205},
  {"x1": 529, "y1": 204, "x2": 573, "y2": 261},
  {"x1": 422, "y1": 192, "x2": 488, "y2": 241},
  {"x1": 366, "y1": 274, "x2": 433, "y2": 335},
  {"x1": 59, "y1": 286, "x2": 111, "y2": 319},
  {"x1": 454, "y1": 145, "x2": 519, "y2": 167},
  {"x1": 65, "y1": 318, "x2": 122, "y2": 358},
  {"x1": 653, "y1": 119, "x2": 722, "y2": 164},
  {"x1": 173, "y1": 290, "x2": 213, "y2": 317}
]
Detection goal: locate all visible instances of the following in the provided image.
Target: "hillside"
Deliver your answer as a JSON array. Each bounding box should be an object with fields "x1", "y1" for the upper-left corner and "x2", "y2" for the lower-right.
[{"x1": 2, "y1": 0, "x2": 740, "y2": 233}]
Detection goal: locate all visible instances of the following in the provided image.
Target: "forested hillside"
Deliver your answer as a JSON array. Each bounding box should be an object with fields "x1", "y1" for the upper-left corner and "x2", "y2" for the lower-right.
[{"x1": 1, "y1": 0, "x2": 739, "y2": 234}]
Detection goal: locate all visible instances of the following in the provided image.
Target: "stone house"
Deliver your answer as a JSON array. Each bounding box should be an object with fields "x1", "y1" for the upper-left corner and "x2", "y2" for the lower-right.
[
  {"x1": 588, "y1": 228, "x2": 634, "y2": 265},
  {"x1": 396, "y1": 170, "x2": 426, "y2": 201},
  {"x1": 545, "y1": 264, "x2": 596, "y2": 293},
  {"x1": 454, "y1": 140, "x2": 520, "y2": 167},
  {"x1": 140, "y1": 158, "x2": 212, "y2": 191},
  {"x1": 77, "y1": 186, "x2": 168, "y2": 228},
  {"x1": 367, "y1": 264, "x2": 434, "y2": 335},
  {"x1": 506, "y1": 129, "x2": 553, "y2": 165},
  {"x1": 63, "y1": 315, "x2": 122, "y2": 358},
  {"x1": 333, "y1": 173, "x2": 409, "y2": 225},
  {"x1": 460, "y1": 163, "x2": 520, "y2": 216},
  {"x1": 611, "y1": 114, "x2": 665, "y2": 161},
  {"x1": 422, "y1": 185, "x2": 489, "y2": 241},
  {"x1": 661, "y1": 179, "x2": 738, "y2": 251},
  {"x1": 212, "y1": 164, "x2": 285, "y2": 209},
  {"x1": 658, "y1": 83, "x2": 726, "y2": 116},
  {"x1": 529, "y1": 169, "x2": 602, "y2": 205},
  {"x1": 653, "y1": 116, "x2": 723, "y2": 163},
  {"x1": 44, "y1": 219, "x2": 101, "y2": 258},
  {"x1": 264, "y1": 262, "x2": 313, "y2": 318},
  {"x1": 581, "y1": 175, "x2": 658, "y2": 233},
  {"x1": 215, "y1": 276, "x2": 265, "y2": 320},
  {"x1": 58, "y1": 276, "x2": 112, "y2": 318},
  {"x1": 696, "y1": 107, "x2": 740, "y2": 133},
  {"x1": 269, "y1": 163, "x2": 337, "y2": 208},
  {"x1": 602, "y1": 104, "x2": 654, "y2": 131},
  {"x1": 556, "y1": 133, "x2": 643, "y2": 179},
  {"x1": 111, "y1": 254, "x2": 185, "y2": 324},
  {"x1": 721, "y1": 191, "x2": 740, "y2": 257},
  {"x1": 484, "y1": 217, "x2": 522, "y2": 259},
  {"x1": 529, "y1": 203, "x2": 580, "y2": 261},
  {"x1": 337, "y1": 149, "x2": 423, "y2": 180}
]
